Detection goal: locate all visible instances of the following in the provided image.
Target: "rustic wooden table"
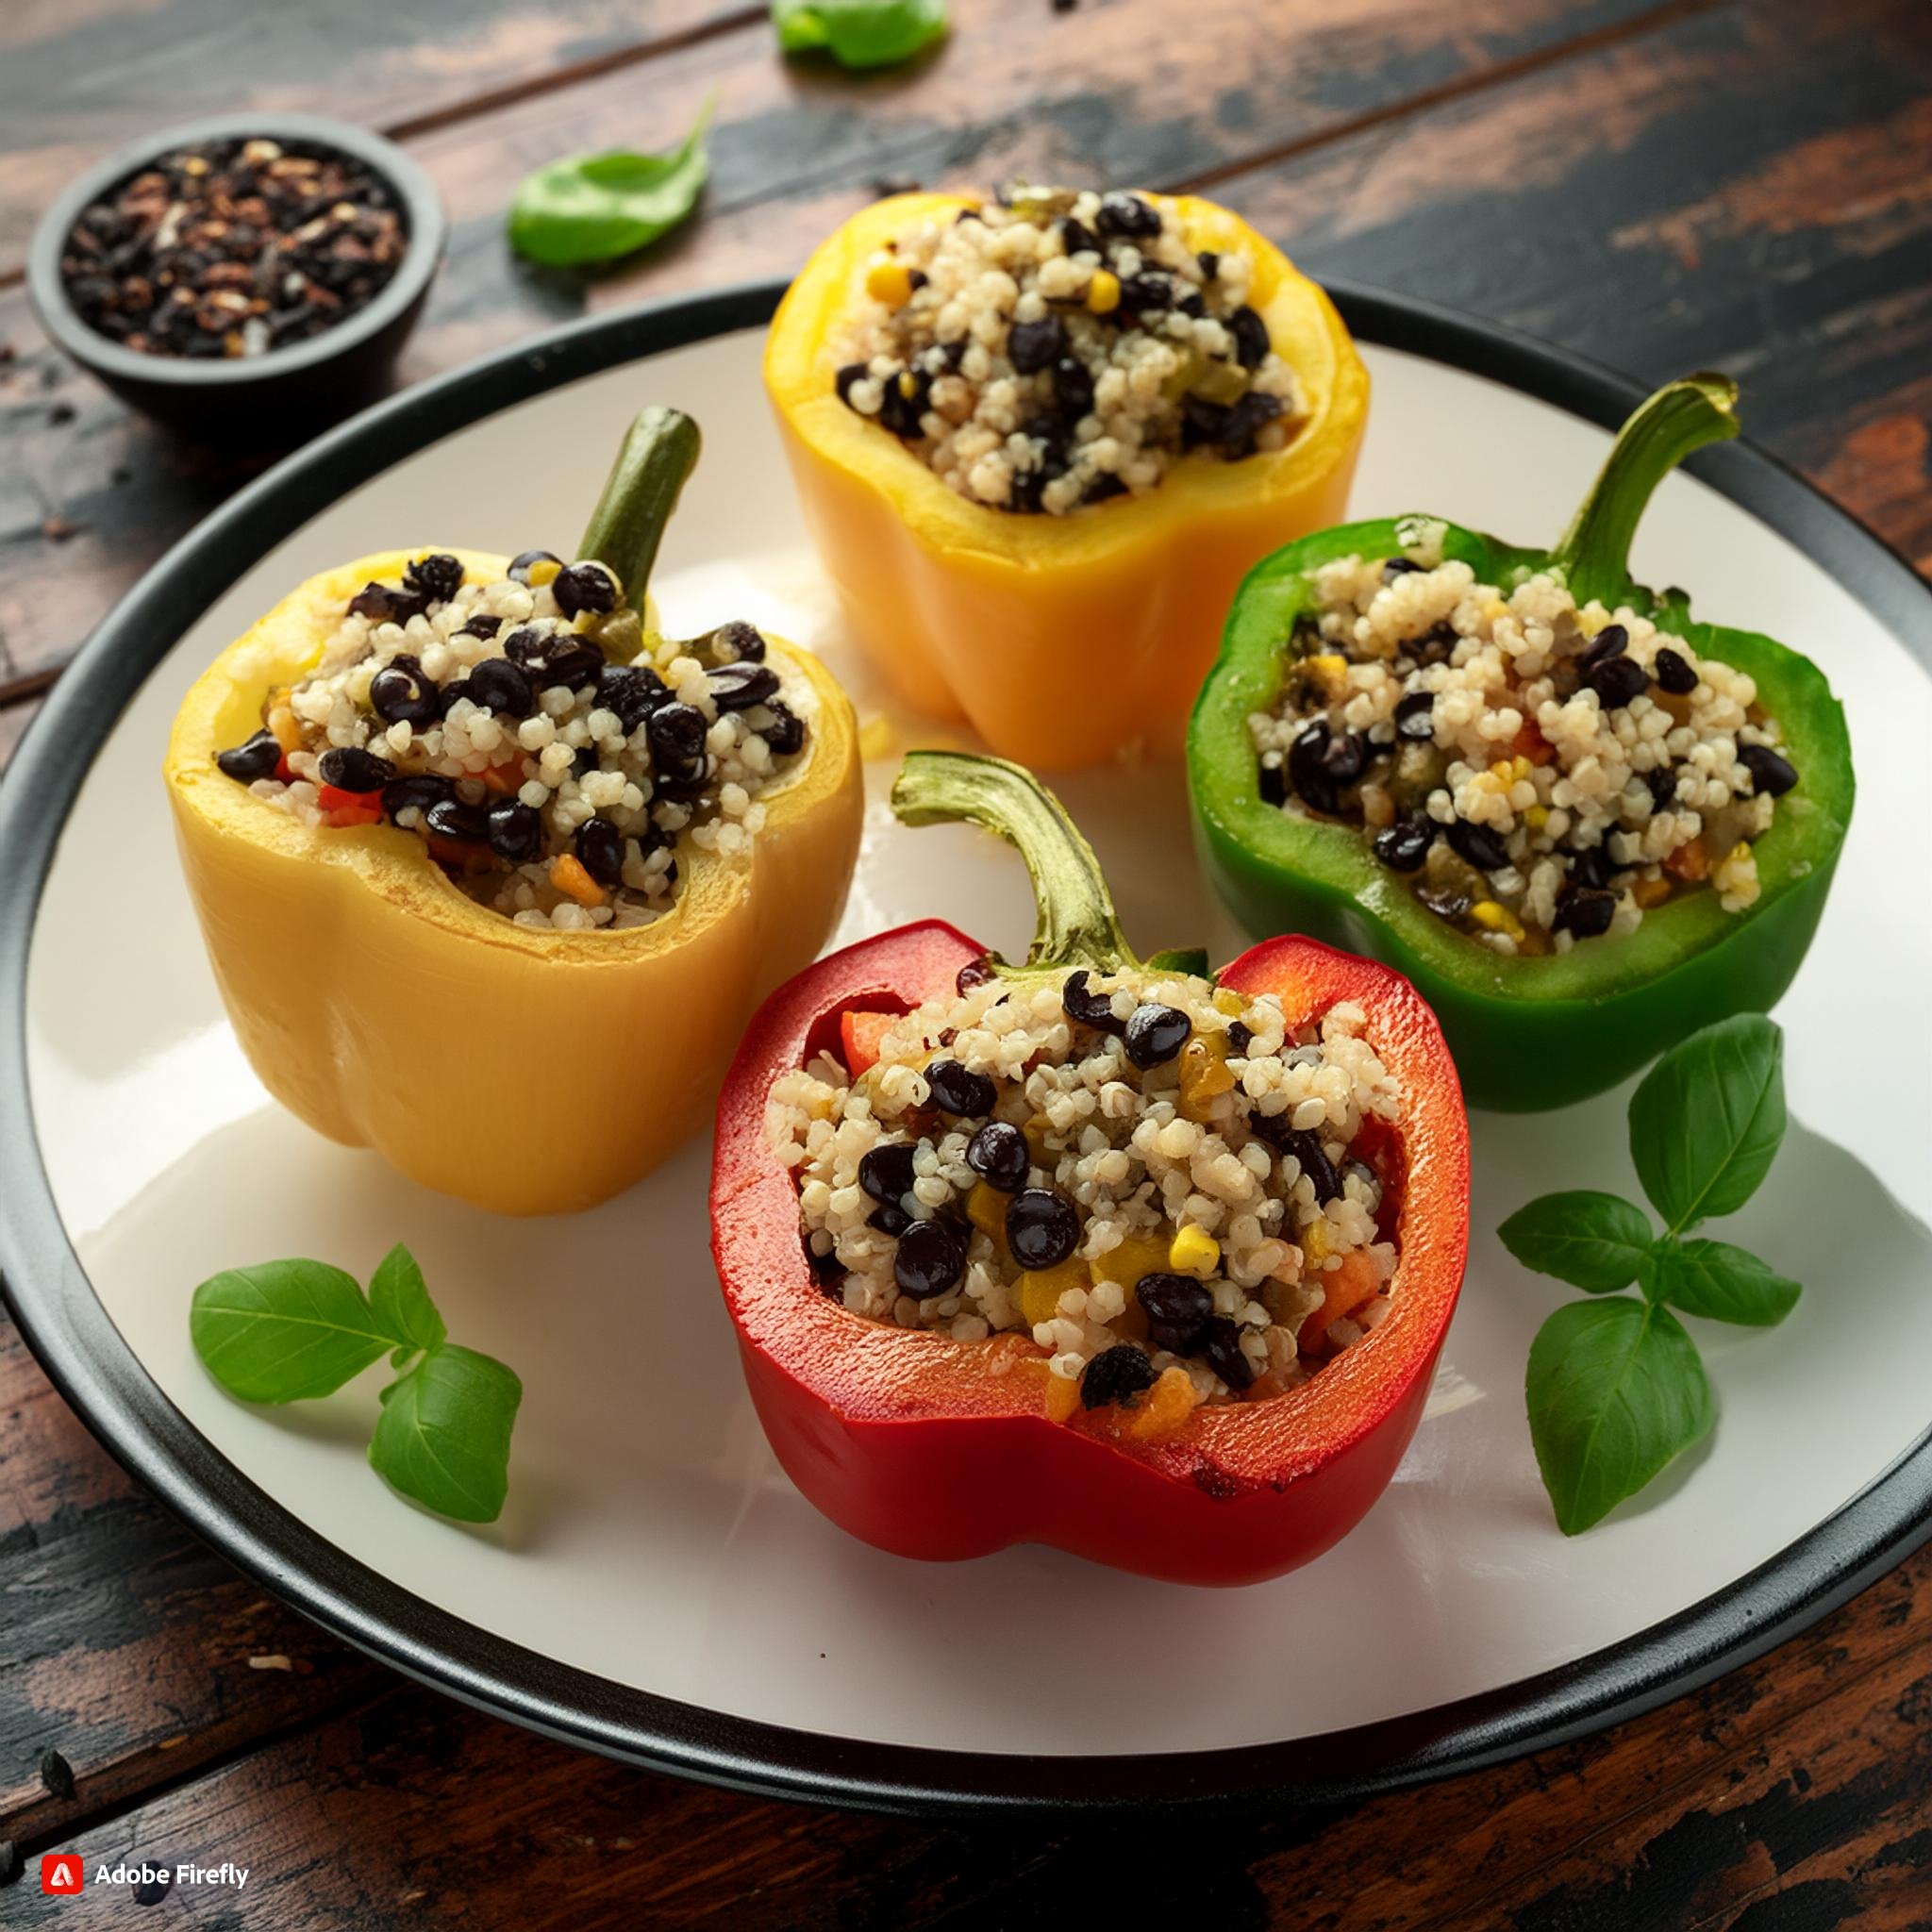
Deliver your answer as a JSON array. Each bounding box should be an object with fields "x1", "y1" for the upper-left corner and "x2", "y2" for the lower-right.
[{"x1": 3, "y1": 0, "x2": 1930, "y2": 1924}]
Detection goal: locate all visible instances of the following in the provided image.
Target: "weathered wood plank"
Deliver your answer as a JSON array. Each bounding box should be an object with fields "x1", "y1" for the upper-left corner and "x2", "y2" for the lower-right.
[
  {"x1": 0, "y1": 0, "x2": 1712, "y2": 692},
  {"x1": 5, "y1": 1552, "x2": 1931, "y2": 1926}
]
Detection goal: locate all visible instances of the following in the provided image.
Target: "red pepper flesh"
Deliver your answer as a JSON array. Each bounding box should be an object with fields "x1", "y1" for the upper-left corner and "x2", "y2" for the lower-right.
[{"x1": 711, "y1": 920, "x2": 1470, "y2": 1587}]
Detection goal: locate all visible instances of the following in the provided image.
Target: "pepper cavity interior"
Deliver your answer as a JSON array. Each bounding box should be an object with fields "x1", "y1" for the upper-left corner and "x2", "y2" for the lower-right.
[
  {"x1": 1248, "y1": 544, "x2": 1798, "y2": 955},
  {"x1": 216, "y1": 552, "x2": 809, "y2": 929},
  {"x1": 767, "y1": 963, "x2": 1403, "y2": 1434},
  {"x1": 834, "y1": 186, "x2": 1304, "y2": 515}
]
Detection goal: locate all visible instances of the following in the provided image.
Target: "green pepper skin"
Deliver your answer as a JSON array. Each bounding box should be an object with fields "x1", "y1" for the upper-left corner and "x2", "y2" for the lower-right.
[{"x1": 1188, "y1": 496, "x2": 1855, "y2": 1112}]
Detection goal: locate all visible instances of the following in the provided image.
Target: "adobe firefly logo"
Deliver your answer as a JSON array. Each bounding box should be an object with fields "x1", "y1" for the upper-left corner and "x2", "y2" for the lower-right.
[{"x1": 41, "y1": 1853, "x2": 84, "y2": 1895}]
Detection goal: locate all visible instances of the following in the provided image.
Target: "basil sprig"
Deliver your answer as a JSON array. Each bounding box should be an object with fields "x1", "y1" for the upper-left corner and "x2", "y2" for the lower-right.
[
  {"x1": 192, "y1": 1244, "x2": 522, "y2": 1524},
  {"x1": 774, "y1": 0, "x2": 948, "y2": 68},
  {"x1": 1501, "y1": 1015, "x2": 1799, "y2": 1534},
  {"x1": 508, "y1": 99, "x2": 712, "y2": 269}
]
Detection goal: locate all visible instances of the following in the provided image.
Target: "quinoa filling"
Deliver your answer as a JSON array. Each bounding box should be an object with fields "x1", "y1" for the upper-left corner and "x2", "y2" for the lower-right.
[
  {"x1": 767, "y1": 963, "x2": 1402, "y2": 1427},
  {"x1": 1248, "y1": 543, "x2": 1800, "y2": 954},
  {"x1": 836, "y1": 186, "x2": 1302, "y2": 516},
  {"x1": 213, "y1": 551, "x2": 809, "y2": 930}
]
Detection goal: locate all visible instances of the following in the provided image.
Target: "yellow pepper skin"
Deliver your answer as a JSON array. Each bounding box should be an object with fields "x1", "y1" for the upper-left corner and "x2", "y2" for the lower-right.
[
  {"x1": 763, "y1": 192, "x2": 1370, "y2": 768},
  {"x1": 165, "y1": 547, "x2": 863, "y2": 1216}
]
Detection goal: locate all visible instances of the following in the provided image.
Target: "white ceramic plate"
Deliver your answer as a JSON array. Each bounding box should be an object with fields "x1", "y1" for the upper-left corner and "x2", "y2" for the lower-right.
[{"x1": 5, "y1": 286, "x2": 1929, "y2": 1813}]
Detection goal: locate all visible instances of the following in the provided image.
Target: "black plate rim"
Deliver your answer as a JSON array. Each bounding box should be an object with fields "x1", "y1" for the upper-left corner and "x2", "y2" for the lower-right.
[{"x1": 2, "y1": 276, "x2": 1928, "y2": 1818}]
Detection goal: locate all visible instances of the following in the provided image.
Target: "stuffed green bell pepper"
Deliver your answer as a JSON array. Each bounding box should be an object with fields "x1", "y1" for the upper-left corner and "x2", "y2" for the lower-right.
[{"x1": 1187, "y1": 374, "x2": 1855, "y2": 1112}]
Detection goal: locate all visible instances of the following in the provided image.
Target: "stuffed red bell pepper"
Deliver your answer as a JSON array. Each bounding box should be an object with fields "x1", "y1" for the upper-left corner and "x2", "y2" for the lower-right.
[{"x1": 711, "y1": 752, "x2": 1469, "y2": 1585}]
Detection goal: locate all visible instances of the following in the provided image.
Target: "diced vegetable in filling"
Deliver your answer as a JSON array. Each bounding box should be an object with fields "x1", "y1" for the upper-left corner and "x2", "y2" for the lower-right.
[
  {"x1": 766, "y1": 965, "x2": 1403, "y2": 1434},
  {"x1": 213, "y1": 552, "x2": 810, "y2": 930},
  {"x1": 1248, "y1": 547, "x2": 1799, "y2": 953},
  {"x1": 835, "y1": 186, "x2": 1303, "y2": 516}
]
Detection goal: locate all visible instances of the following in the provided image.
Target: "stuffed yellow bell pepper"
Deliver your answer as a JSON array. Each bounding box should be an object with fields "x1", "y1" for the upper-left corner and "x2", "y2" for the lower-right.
[
  {"x1": 165, "y1": 408, "x2": 863, "y2": 1216},
  {"x1": 764, "y1": 187, "x2": 1369, "y2": 768}
]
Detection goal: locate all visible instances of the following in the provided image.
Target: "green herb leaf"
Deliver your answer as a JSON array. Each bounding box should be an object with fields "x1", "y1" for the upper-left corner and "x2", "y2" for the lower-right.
[
  {"x1": 774, "y1": 0, "x2": 948, "y2": 68},
  {"x1": 1628, "y1": 1014, "x2": 1786, "y2": 1232},
  {"x1": 1525, "y1": 1297, "x2": 1713, "y2": 1534},
  {"x1": 369, "y1": 1346, "x2": 523, "y2": 1524},
  {"x1": 1146, "y1": 946, "x2": 1210, "y2": 976},
  {"x1": 368, "y1": 1242, "x2": 447, "y2": 1359},
  {"x1": 507, "y1": 100, "x2": 711, "y2": 269},
  {"x1": 1648, "y1": 1239, "x2": 1801, "y2": 1327},
  {"x1": 191, "y1": 1260, "x2": 394, "y2": 1404},
  {"x1": 1498, "y1": 1191, "x2": 1654, "y2": 1293}
]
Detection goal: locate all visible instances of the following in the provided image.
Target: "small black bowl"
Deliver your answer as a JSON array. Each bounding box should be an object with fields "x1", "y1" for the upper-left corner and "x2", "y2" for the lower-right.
[{"x1": 26, "y1": 112, "x2": 446, "y2": 452}]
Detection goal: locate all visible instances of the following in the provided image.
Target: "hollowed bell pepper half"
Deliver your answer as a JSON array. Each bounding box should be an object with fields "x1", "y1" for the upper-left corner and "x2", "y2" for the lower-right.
[
  {"x1": 1188, "y1": 375, "x2": 1855, "y2": 1112},
  {"x1": 711, "y1": 752, "x2": 1468, "y2": 1585},
  {"x1": 763, "y1": 191, "x2": 1369, "y2": 768},
  {"x1": 166, "y1": 408, "x2": 864, "y2": 1215}
]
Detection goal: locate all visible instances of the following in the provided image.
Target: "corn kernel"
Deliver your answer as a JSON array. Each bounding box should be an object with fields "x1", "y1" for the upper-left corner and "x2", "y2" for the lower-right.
[
  {"x1": 1524, "y1": 805, "x2": 1549, "y2": 830},
  {"x1": 965, "y1": 1182, "x2": 1007, "y2": 1241},
  {"x1": 1022, "y1": 1115, "x2": 1056, "y2": 1168},
  {"x1": 1728, "y1": 840, "x2": 1752, "y2": 864},
  {"x1": 1301, "y1": 1218, "x2": 1332, "y2": 1263},
  {"x1": 1211, "y1": 987, "x2": 1243, "y2": 1016},
  {"x1": 1512, "y1": 756, "x2": 1532, "y2": 780},
  {"x1": 1482, "y1": 595, "x2": 1508, "y2": 621},
  {"x1": 1489, "y1": 759, "x2": 1515, "y2": 782},
  {"x1": 524, "y1": 557, "x2": 561, "y2": 589},
  {"x1": 1306, "y1": 652, "x2": 1349, "y2": 688},
  {"x1": 1470, "y1": 899, "x2": 1525, "y2": 941},
  {"x1": 1177, "y1": 1033, "x2": 1237, "y2": 1122},
  {"x1": 1169, "y1": 1225, "x2": 1220, "y2": 1278},
  {"x1": 864, "y1": 253, "x2": 914, "y2": 307},
  {"x1": 1018, "y1": 1258, "x2": 1088, "y2": 1328},
  {"x1": 1090, "y1": 1230, "x2": 1171, "y2": 1291},
  {"x1": 1086, "y1": 268, "x2": 1121, "y2": 314}
]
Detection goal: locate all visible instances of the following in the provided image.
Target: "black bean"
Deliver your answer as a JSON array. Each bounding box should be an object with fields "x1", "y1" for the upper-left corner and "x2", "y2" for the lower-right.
[
  {"x1": 1058, "y1": 215, "x2": 1100, "y2": 258},
  {"x1": 1577, "y1": 623, "x2": 1628, "y2": 673},
  {"x1": 858, "y1": 1141, "x2": 920, "y2": 1205},
  {"x1": 1007, "y1": 1188, "x2": 1080, "y2": 1270},
  {"x1": 553, "y1": 561, "x2": 618, "y2": 618},
  {"x1": 1415, "y1": 882, "x2": 1472, "y2": 923},
  {"x1": 508, "y1": 549, "x2": 561, "y2": 584},
  {"x1": 403, "y1": 552, "x2": 463, "y2": 605},
  {"x1": 894, "y1": 1219, "x2": 963, "y2": 1300},
  {"x1": 1179, "y1": 393, "x2": 1231, "y2": 452},
  {"x1": 1446, "y1": 817, "x2": 1511, "y2": 873},
  {"x1": 1258, "y1": 758, "x2": 1287, "y2": 808},
  {"x1": 381, "y1": 773, "x2": 455, "y2": 821},
  {"x1": 1408, "y1": 622, "x2": 1459, "y2": 668},
  {"x1": 317, "y1": 745, "x2": 394, "y2": 792},
  {"x1": 1739, "y1": 743, "x2": 1798, "y2": 797},
  {"x1": 1381, "y1": 557, "x2": 1426, "y2": 583},
  {"x1": 1062, "y1": 968, "x2": 1124, "y2": 1034},
  {"x1": 758, "y1": 702, "x2": 808, "y2": 758},
  {"x1": 1095, "y1": 192, "x2": 1161, "y2": 239},
  {"x1": 1288, "y1": 722, "x2": 1361, "y2": 814},
  {"x1": 425, "y1": 797, "x2": 489, "y2": 842},
  {"x1": 868, "y1": 1202, "x2": 913, "y2": 1238},
  {"x1": 1227, "y1": 305, "x2": 1270, "y2": 370},
  {"x1": 927, "y1": 1058, "x2": 996, "y2": 1118},
  {"x1": 708, "y1": 661, "x2": 781, "y2": 711},
  {"x1": 1118, "y1": 270, "x2": 1180, "y2": 319},
  {"x1": 575, "y1": 817, "x2": 625, "y2": 887},
  {"x1": 646, "y1": 701, "x2": 708, "y2": 778},
  {"x1": 957, "y1": 957, "x2": 996, "y2": 993},
  {"x1": 1374, "y1": 817, "x2": 1436, "y2": 873},
  {"x1": 507, "y1": 627, "x2": 605, "y2": 692},
  {"x1": 1050, "y1": 354, "x2": 1095, "y2": 422},
  {"x1": 1199, "y1": 1317, "x2": 1256, "y2": 1391},
  {"x1": 1007, "y1": 315, "x2": 1067, "y2": 374},
  {"x1": 459, "y1": 614, "x2": 503, "y2": 641},
  {"x1": 370, "y1": 653, "x2": 441, "y2": 727},
  {"x1": 1124, "y1": 1003, "x2": 1191, "y2": 1069},
  {"x1": 966, "y1": 1120, "x2": 1030, "y2": 1191},
  {"x1": 709, "y1": 620, "x2": 767, "y2": 663},
  {"x1": 1394, "y1": 691, "x2": 1437, "y2": 741},
  {"x1": 877, "y1": 366, "x2": 932, "y2": 438},
  {"x1": 1135, "y1": 1273, "x2": 1213, "y2": 1354},
  {"x1": 807, "y1": 1242, "x2": 846, "y2": 1294},
  {"x1": 1226, "y1": 1020, "x2": 1254, "y2": 1056},
  {"x1": 1286, "y1": 1125, "x2": 1341, "y2": 1205},
  {"x1": 1586, "y1": 653, "x2": 1650, "y2": 709},
  {"x1": 460, "y1": 658, "x2": 534, "y2": 719},
  {"x1": 1216, "y1": 390, "x2": 1284, "y2": 459},
  {"x1": 485, "y1": 800, "x2": 544, "y2": 864},
  {"x1": 1081, "y1": 1344, "x2": 1159, "y2": 1409},
  {"x1": 1643, "y1": 765, "x2": 1679, "y2": 811},
  {"x1": 1196, "y1": 249, "x2": 1221, "y2": 279},
  {"x1": 1555, "y1": 888, "x2": 1617, "y2": 940},
  {"x1": 347, "y1": 581, "x2": 427, "y2": 627},
  {"x1": 1569, "y1": 843, "x2": 1616, "y2": 891},
  {"x1": 215, "y1": 728, "x2": 281, "y2": 782},
  {"x1": 598, "y1": 663, "x2": 671, "y2": 730},
  {"x1": 1652, "y1": 645, "x2": 1699, "y2": 695},
  {"x1": 835, "y1": 361, "x2": 870, "y2": 408}
]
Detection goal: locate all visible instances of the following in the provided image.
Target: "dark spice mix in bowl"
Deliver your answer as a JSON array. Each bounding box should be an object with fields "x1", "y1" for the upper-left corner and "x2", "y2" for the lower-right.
[{"x1": 58, "y1": 137, "x2": 406, "y2": 360}]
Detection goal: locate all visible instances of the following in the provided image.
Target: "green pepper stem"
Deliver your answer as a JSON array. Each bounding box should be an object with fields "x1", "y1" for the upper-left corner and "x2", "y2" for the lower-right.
[
  {"x1": 890, "y1": 752, "x2": 1137, "y2": 974},
  {"x1": 576, "y1": 406, "x2": 703, "y2": 608},
  {"x1": 1552, "y1": 375, "x2": 1740, "y2": 607}
]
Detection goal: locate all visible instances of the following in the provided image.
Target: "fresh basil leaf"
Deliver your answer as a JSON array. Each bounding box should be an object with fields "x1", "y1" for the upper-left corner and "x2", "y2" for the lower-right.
[
  {"x1": 1628, "y1": 1014, "x2": 1786, "y2": 1232},
  {"x1": 1525, "y1": 1297, "x2": 1713, "y2": 1535},
  {"x1": 369, "y1": 1346, "x2": 523, "y2": 1524},
  {"x1": 368, "y1": 1242, "x2": 446, "y2": 1358},
  {"x1": 507, "y1": 100, "x2": 711, "y2": 269},
  {"x1": 774, "y1": 0, "x2": 948, "y2": 68},
  {"x1": 1146, "y1": 946, "x2": 1209, "y2": 976},
  {"x1": 191, "y1": 1260, "x2": 393, "y2": 1404},
  {"x1": 1498, "y1": 1191, "x2": 1653, "y2": 1293},
  {"x1": 1649, "y1": 1239, "x2": 1801, "y2": 1327}
]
